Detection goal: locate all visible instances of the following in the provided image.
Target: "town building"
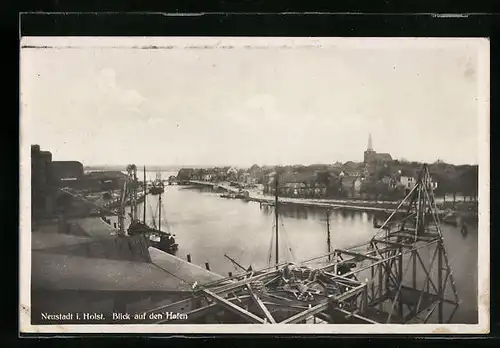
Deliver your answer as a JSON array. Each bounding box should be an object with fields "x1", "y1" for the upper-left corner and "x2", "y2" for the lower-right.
[
  {"x1": 31, "y1": 145, "x2": 55, "y2": 219},
  {"x1": 400, "y1": 175, "x2": 416, "y2": 189},
  {"x1": 339, "y1": 172, "x2": 363, "y2": 199},
  {"x1": 226, "y1": 167, "x2": 239, "y2": 181},
  {"x1": 51, "y1": 161, "x2": 84, "y2": 185},
  {"x1": 341, "y1": 161, "x2": 364, "y2": 177},
  {"x1": 364, "y1": 134, "x2": 393, "y2": 164},
  {"x1": 177, "y1": 168, "x2": 194, "y2": 183},
  {"x1": 82, "y1": 171, "x2": 128, "y2": 192}
]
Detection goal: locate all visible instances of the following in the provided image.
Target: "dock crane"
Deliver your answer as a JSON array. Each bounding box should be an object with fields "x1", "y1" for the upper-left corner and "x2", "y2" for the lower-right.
[{"x1": 59, "y1": 164, "x2": 140, "y2": 236}]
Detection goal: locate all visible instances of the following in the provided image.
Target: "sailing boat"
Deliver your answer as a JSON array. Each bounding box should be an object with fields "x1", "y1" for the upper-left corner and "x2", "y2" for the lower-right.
[
  {"x1": 149, "y1": 172, "x2": 165, "y2": 195},
  {"x1": 128, "y1": 166, "x2": 178, "y2": 254}
]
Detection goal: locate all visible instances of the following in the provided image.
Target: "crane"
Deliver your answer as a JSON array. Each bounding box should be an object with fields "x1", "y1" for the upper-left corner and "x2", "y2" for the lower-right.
[{"x1": 59, "y1": 164, "x2": 139, "y2": 236}]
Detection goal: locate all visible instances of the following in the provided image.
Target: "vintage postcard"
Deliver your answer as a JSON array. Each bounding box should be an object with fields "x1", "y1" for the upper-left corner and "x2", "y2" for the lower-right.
[{"x1": 19, "y1": 36, "x2": 489, "y2": 334}]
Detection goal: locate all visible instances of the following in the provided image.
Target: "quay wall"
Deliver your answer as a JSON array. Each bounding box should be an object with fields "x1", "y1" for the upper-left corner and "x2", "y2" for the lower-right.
[{"x1": 188, "y1": 180, "x2": 477, "y2": 219}]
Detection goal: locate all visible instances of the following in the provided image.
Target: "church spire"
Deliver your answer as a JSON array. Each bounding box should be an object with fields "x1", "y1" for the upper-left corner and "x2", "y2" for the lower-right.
[{"x1": 367, "y1": 133, "x2": 373, "y2": 151}]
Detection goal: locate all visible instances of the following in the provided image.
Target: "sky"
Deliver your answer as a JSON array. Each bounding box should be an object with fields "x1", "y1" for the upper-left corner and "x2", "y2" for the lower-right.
[{"x1": 21, "y1": 37, "x2": 488, "y2": 167}]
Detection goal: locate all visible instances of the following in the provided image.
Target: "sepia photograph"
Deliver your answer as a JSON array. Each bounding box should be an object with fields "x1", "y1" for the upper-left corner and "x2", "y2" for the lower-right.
[{"x1": 19, "y1": 36, "x2": 489, "y2": 334}]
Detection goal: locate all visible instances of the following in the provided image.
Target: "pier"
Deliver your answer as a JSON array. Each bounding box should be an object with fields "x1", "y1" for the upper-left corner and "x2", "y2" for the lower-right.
[
  {"x1": 188, "y1": 180, "x2": 241, "y2": 194},
  {"x1": 187, "y1": 179, "x2": 447, "y2": 214}
]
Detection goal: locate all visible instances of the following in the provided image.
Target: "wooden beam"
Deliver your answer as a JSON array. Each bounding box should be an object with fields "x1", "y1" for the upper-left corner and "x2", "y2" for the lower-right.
[
  {"x1": 280, "y1": 284, "x2": 366, "y2": 324},
  {"x1": 202, "y1": 289, "x2": 266, "y2": 324},
  {"x1": 207, "y1": 270, "x2": 281, "y2": 296},
  {"x1": 372, "y1": 238, "x2": 414, "y2": 249},
  {"x1": 332, "y1": 308, "x2": 380, "y2": 324},
  {"x1": 280, "y1": 300, "x2": 331, "y2": 324},
  {"x1": 335, "y1": 284, "x2": 367, "y2": 302},
  {"x1": 315, "y1": 312, "x2": 334, "y2": 323},
  {"x1": 247, "y1": 284, "x2": 276, "y2": 323},
  {"x1": 262, "y1": 302, "x2": 309, "y2": 311},
  {"x1": 335, "y1": 248, "x2": 381, "y2": 261},
  {"x1": 322, "y1": 272, "x2": 364, "y2": 286},
  {"x1": 156, "y1": 295, "x2": 252, "y2": 324}
]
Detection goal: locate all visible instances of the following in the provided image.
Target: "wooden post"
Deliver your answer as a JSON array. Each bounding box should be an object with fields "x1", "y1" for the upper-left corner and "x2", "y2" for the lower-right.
[
  {"x1": 187, "y1": 254, "x2": 192, "y2": 263},
  {"x1": 362, "y1": 285, "x2": 368, "y2": 314},
  {"x1": 438, "y1": 243, "x2": 443, "y2": 323},
  {"x1": 205, "y1": 262, "x2": 211, "y2": 271},
  {"x1": 398, "y1": 247, "x2": 403, "y2": 319},
  {"x1": 326, "y1": 210, "x2": 332, "y2": 261},
  {"x1": 275, "y1": 174, "x2": 279, "y2": 269},
  {"x1": 378, "y1": 263, "x2": 383, "y2": 312},
  {"x1": 412, "y1": 250, "x2": 417, "y2": 289},
  {"x1": 143, "y1": 166, "x2": 147, "y2": 224},
  {"x1": 371, "y1": 260, "x2": 375, "y2": 300}
]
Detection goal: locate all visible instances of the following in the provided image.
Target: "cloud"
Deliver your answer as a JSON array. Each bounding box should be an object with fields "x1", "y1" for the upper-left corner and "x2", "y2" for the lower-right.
[{"x1": 96, "y1": 68, "x2": 146, "y2": 110}]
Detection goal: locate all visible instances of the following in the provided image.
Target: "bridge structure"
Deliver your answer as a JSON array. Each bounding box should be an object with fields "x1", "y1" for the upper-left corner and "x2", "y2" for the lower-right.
[
  {"x1": 188, "y1": 180, "x2": 242, "y2": 194},
  {"x1": 143, "y1": 165, "x2": 459, "y2": 324}
]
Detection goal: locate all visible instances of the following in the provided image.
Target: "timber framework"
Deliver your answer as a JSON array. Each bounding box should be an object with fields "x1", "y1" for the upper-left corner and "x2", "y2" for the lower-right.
[{"x1": 144, "y1": 164, "x2": 459, "y2": 324}]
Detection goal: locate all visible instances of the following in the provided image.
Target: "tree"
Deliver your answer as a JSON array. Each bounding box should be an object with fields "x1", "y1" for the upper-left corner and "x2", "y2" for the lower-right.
[
  {"x1": 315, "y1": 171, "x2": 331, "y2": 187},
  {"x1": 457, "y1": 165, "x2": 478, "y2": 201},
  {"x1": 374, "y1": 165, "x2": 391, "y2": 181},
  {"x1": 361, "y1": 180, "x2": 377, "y2": 200},
  {"x1": 375, "y1": 181, "x2": 390, "y2": 200},
  {"x1": 249, "y1": 164, "x2": 261, "y2": 172}
]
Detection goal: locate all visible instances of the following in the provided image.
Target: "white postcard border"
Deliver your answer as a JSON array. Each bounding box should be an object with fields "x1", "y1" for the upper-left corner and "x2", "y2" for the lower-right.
[{"x1": 19, "y1": 36, "x2": 490, "y2": 334}]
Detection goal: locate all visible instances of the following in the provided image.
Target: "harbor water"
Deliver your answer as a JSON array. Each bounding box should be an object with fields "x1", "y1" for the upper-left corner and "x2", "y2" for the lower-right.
[{"x1": 117, "y1": 171, "x2": 478, "y2": 323}]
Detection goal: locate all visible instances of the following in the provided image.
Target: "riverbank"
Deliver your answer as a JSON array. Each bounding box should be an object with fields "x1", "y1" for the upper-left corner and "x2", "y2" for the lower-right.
[
  {"x1": 247, "y1": 194, "x2": 401, "y2": 213},
  {"x1": 246, "y1": 191, "x2": 478, "y2": 222},
  {"x1": 185, "y1": 181, "x2": 478, "y2": 220}
]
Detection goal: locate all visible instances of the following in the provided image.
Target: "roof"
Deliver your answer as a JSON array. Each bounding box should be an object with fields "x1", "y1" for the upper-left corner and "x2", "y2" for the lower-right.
[
  {"x1": 32, "y1": 232, "x2": 94, "y2": 251},
  {"x1": 342, "y1": 161, "x2": 360, "y2": 169},
  {"x1": 31, "y1": 251, "x2": 193, "y2": 292},
  {"x1": 278, "y1": 171, "x2": 316, "y2": 184},
  {"x1": 71, "y1": 217, "x2": 118, "y2": 239},
  {"x1": 149, "y1": 247, "x2": 227, "y2": 287},
  {"x1": 376, "y1": 153, "x2": 393, "y2": 162},
  {"x1": 52, "y1": 160, "x2": 83, "y2": 167},
  {"x1": 30, "y1": 227, "x2": 212, "y2": 292},
  {"x1": 398, "y1": 168, "x2": 418, "y2": 177},
  {"x1": 84, "y1": 171, "x2": 127, "y2": 181}
]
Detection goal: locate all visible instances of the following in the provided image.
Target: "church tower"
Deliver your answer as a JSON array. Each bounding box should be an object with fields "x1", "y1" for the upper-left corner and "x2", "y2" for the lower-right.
[{"x1": 364, "y1": 133, "x2": 376, "y2": 163}]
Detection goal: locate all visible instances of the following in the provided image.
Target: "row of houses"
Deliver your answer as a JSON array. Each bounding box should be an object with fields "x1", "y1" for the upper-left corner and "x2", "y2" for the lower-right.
[
  {"x1": 176, "y1": 161, "x2": 439, "y2": 199},
  {"x1": 262, "y1": 167, "x2": 438, "y2": 200},
  {"x1": 177, "y1": 166, "x2": 259, "y2": 185}
]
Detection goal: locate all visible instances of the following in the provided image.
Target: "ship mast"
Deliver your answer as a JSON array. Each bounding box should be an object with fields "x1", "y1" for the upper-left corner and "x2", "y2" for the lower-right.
[
  {"x1": 126, "y1": 164, "x2": 138, "y2": 222},
  {"x1": 326, "y1": 210, "x2": 331, "y2": 261},
  {"x1": 143, "y1": 165, "x2": 147, "y2": 224},
  {"x1": 274, "y1": 173, "x2": 279, "y2": 269},
  {"x1": 158, "y1": 190, "x2": 162, "y2": 232}
]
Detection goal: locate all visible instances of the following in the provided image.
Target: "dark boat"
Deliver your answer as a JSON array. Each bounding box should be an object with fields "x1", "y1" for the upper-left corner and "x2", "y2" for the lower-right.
[
  {"x1": 442, "y1": 213, "x2": 459, "y2": 227},
  {"x1": 220, "y1": 190, "x2": 249, "y2": 200},
  {"x1": 127, "y1": 166, "x2": 178, "y2": 254},
  {"x1": 128, "y1": 221, "x2": 178, "y2": 253},
  {"x1": 149, "y1": 172, "x2": 165, "y2": 195}
]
